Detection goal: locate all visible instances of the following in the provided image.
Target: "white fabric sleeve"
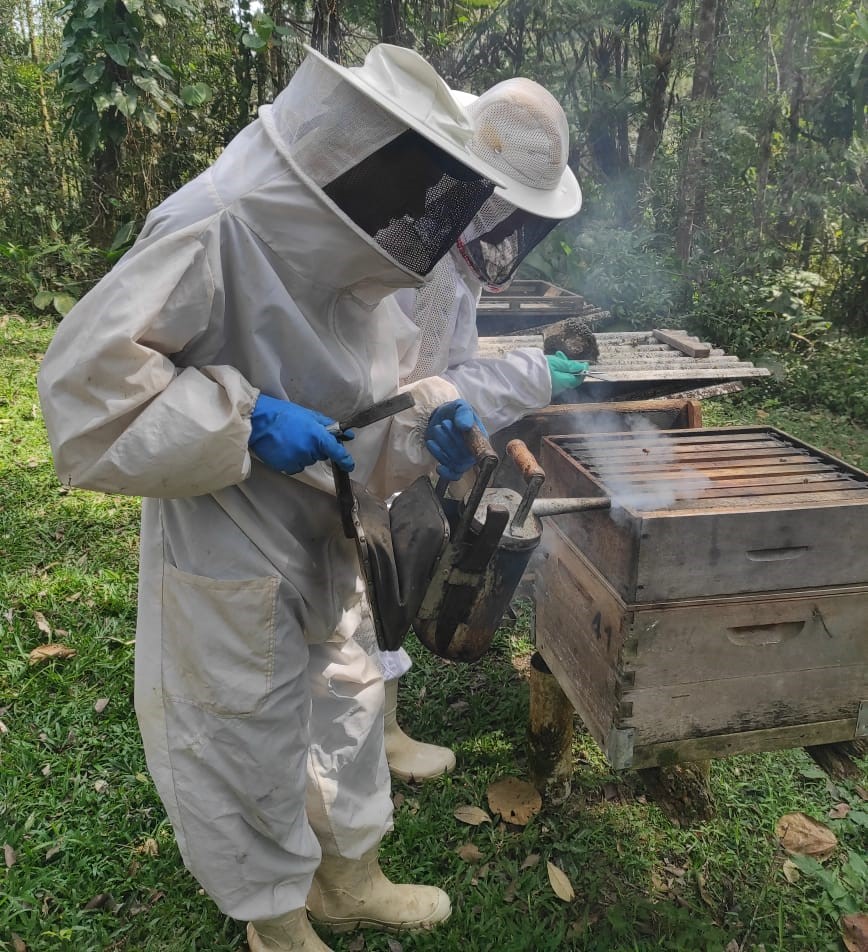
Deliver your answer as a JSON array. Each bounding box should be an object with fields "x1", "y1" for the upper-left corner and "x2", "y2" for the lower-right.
[
  {"x1": 444, "y1": 348, "x2": 552, "y2": 435},
  {"x1": 369, "y1": 375, "x2": 462, "y2": 497},
  {"x1": 438, "y1": 267, "x2": 552, "y2": 434},
  {"x1": 37, "y1": 230, "x2": 259, "y2": 498}
]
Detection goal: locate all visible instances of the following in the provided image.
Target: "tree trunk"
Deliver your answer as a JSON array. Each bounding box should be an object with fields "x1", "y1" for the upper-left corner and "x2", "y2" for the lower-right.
[
  {"x1": 675, "y1": 0, "x2": 724, "y2": 263},
  {"x1": 23, "y1": 0, "x2": 57, "y2": 181},
  {"x1": 634, "y1": 0, "x2": 680, "y2": 174},
  {"x1": 90, "y1": 122, "x2": 122, "y2": 244},
  {"x1": 753, "y1": 104, "x2": 775, "y2": 236},
  {"x1": 234, "y1": 0, "x2": 254, "y2": 136},
  {"x1": 311, "y1": 0, "x2": 342, "y2": 61},
  {"x1": 267, "y1": 0, "x2": 288, "y2": 91},
  {"x1": 378, "y1": 0, "x2": 401, "y2": 44}
]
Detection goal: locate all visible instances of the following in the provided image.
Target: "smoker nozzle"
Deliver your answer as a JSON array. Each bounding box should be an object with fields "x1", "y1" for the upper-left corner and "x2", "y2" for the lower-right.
[{"x1": 530, "y1": 496, "x2": 612, "y2": 517}]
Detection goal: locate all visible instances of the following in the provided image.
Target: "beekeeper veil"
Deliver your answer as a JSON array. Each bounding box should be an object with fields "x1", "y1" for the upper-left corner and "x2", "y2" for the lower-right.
[
  {"x1": 453, "y1": 79, "x2": 582, "y2": 291},
  {"x1": 263, "y1": 45, "x2": 508, "y2": 278}
]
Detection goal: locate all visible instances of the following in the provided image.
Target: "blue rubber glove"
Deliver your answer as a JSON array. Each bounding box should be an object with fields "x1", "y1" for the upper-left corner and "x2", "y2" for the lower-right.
[
  {"x1": 249, "y1": 394, "x2": 355, "y2": 474},
  {"x1": 425, "y1": 399, "x2": 487, "y2": 482},
  {"x1": 546, "y1": 350, "x2": 589, "y2": 398}
]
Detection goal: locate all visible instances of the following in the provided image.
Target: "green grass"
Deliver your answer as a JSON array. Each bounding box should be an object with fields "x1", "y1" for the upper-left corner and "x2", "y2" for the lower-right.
[{"x1": 1, "y1": 318, "x2": 866, "y2": 951}]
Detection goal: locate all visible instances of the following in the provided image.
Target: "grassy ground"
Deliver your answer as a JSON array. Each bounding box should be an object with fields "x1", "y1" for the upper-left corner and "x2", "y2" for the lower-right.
[{"x1": 1, "y1": 316, "x2": 866, "y2": 952}]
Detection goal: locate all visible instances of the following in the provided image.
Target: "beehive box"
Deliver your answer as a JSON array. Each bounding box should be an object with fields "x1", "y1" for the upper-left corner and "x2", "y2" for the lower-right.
[
  {"x1": 476, "y1": 280, "x2": 609, "y2": 336},
  {"x1": 534, "y1": 427, "x2": 868, "y2": 768}
]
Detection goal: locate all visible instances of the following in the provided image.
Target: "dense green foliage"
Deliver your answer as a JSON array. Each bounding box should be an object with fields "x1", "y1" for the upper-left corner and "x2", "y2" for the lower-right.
[{"x1": 5, "y1": 0, "x2": 864, "y2": 417}]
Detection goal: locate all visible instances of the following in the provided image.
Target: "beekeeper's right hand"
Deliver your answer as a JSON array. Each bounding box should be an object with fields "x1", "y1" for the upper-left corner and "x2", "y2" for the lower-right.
[
  {"x1": 249, "y1": 394, "x2": 355, "y2": 475},
  {"x1": 546, "y1": 350, "x2": 589, "y2": 398}
]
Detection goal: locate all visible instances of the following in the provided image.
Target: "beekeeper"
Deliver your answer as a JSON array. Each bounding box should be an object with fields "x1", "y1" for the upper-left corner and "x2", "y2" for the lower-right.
[
  {"x1": 372, "y1": 79, "x2": 587, "y2": 782},
  {"x1": 37, "y1": 44, "x2": 517, "y2": 952}
]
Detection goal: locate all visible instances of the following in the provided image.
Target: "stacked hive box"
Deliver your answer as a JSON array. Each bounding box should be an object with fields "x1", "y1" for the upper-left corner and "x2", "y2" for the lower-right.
[{"x1": 535, "y1": 426, "x2": 868, "y2": 768}]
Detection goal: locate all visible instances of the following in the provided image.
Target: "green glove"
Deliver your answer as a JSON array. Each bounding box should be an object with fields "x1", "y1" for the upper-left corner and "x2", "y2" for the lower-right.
[{"x1": 546, "y1": 350, "x2": 590, "y2": 398}]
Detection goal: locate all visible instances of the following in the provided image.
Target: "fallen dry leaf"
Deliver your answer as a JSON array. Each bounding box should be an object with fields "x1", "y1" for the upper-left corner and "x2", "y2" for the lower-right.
[
  {"x1": 855, "y1": 786, "x2": 868, "y2": 802},
  {"x1": 135, "y1": 837, "x2": 159, "y2": 857},
  {"x1": 347, "y1": 936, "x2": 365, "y2": 952},
  {"x1": 11, "y1": 934, "x2": 26, "y2": 952},
  {"x1": 4, "y1": 843, "x2": 16, "y2": 868},
  {"x1": 486, "y1": 776, "x2": 542, "y2": 827},
  {"x1": 386, "y1": 939, "x2": 403, "y2": 952},
  {"x1": 829, "y1": 802, "x2": 852, "y2": 820},
  {"x1": 45, "y1": 843, "x2": 62, "y2": 862},
  {"x1": 521, "y1": 852, "x2": 541, "y2": 870},
  {"x1": 842, "y1": 913, "x2": 868, "y2": 952},
  {"x1": 775, "y1": 812, "x2": 837, "y2": 860},
  {"x1": 696, "y1": 870, "x2": 714, "y2": 908},
  {"x1": 650, "y1": 870, "x2": 670, "y2": 895},
  {"x1": 725, "y1": 942, "x2": 740, "y2": 952},
  {"x1": 547, "y1": 861, "x2": 575, "y2": 902},
  {"x1": 53, "y1": 629, "x2": 68, "y2": 639},
  {"x1": 456, "y1": 843, "x2": 483, "y2": 862},
  {"x1": 782, "y1": 859, "x2": 801, "y2": 883},
  {"x1": 41, "y1": 764, "x2": 51, "y2": 777},
  {"x1": 392, "y1": 792, "x2": 404, "y2": 810},
  {"x1": 33, "y1": 611, "x2": 51, "y2": 635},
  {"x1": 0, "y1": 719, "x2": 8, "y2": 735},
  {"x1": 93, "y1": 779, "x2": 108, "y2": 794},
  {"x1": 94, "y1": 698, "x2": 110, "y2": 715},
  {"x1": 453, "y1": 805, "x2": 491, "y2": 826},
  {"x1": 28, "y1": 644, "x2": 76, "y2": 665}
]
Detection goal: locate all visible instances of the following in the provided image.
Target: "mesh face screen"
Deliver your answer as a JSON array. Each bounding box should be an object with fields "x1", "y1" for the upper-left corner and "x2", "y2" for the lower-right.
[
  {"x1": 458, "y1": 208, "x2": 558, "y2": 288},
  {"x1": 401, "y1": 256, "x2": 458, "y2": 384},
  {"x1": 323, "y1": 129, "x2": 495, "y2": 276}
]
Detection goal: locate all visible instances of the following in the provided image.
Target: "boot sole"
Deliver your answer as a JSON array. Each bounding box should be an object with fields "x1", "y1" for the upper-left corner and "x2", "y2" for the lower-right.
[
  {"x1": 312, "y1": 913, "x2": 451, "y2": 934},
  {"x1": 309, "y1": 900, "x2": 452, "y2": 934},
  {"x1": 388, "y1": 761, "x2": 456, "y2": 782}
]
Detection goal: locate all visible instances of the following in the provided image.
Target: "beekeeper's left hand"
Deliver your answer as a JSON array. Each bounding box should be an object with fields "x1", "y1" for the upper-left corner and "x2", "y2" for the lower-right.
[{"x1": 425, "y1": 399, "x2": 486, "y2": 481}]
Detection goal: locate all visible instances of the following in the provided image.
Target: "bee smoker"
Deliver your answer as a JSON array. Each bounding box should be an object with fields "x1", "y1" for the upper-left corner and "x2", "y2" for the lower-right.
[{"x1": 414, "y1": 437, "x2": 611, "y2": 663}]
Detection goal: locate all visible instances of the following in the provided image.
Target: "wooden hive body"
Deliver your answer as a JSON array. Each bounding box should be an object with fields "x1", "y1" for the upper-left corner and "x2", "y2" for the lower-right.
[{"x1": 534, "y1": 427, "x2": 868, "y2": 769}]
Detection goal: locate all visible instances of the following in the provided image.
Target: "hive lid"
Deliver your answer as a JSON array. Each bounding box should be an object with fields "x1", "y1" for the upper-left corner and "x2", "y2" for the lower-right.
[{"x1": 547, "y1": 427, "x2": 868, "y2": 516}]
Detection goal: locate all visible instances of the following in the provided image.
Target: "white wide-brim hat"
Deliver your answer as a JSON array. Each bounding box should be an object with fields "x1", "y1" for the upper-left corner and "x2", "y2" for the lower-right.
[
  {"x1": 452, "y1": 85, "x2": 582, "y2": 220},
  {"x1": 303, "y1": 44, "x2": 508, "y2": 189}
]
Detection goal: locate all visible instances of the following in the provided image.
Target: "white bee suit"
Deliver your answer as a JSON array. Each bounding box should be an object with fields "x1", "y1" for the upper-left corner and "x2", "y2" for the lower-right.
[
  {"x1": 398, "y1": 248, "x2": 552, "y2": 433},
  {"x1": 36, "y1": 49, "x2": 502, "y2": 923}
]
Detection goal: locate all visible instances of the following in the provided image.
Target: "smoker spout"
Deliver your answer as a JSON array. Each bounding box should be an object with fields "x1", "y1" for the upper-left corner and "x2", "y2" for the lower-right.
[{"x1": 531, "y1": 497, "x2": 612, "y2": 517}]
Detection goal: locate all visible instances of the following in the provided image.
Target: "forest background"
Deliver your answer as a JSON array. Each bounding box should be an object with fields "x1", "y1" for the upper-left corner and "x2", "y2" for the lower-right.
[
  {"x1": 1, "y1": 3, "x2": 868, "y2": 950},
  {"x1": 1, "y1": 0, "x2": 867, "y2": 423}
]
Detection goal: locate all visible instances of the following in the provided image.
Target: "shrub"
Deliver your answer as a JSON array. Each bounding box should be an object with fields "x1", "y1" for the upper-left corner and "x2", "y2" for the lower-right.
[
  {"x1": 524, "y1": 220, "x2": 685, "y2": 328},
  {"x1": 0, "y1": 234, "x2": 109, "y2": 316}
]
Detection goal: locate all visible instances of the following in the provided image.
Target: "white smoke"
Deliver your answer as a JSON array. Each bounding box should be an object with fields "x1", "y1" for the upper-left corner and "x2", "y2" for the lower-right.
[{"x1": 548, "y1": 413, "x2": 712, "y2": 518}]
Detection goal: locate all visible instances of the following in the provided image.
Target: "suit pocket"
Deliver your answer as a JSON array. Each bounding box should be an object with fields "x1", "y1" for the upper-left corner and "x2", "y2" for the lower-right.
[{"x1": 161, "y1": 562, "x2": 278, "y2": 716}]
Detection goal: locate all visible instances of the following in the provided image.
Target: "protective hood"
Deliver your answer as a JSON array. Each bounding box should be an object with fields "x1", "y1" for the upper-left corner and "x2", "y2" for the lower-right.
[
  {"x1": 260, "y1": 50, "x2": 498, "y2": 278},
  {"x1": 451, "y1": 81, "x2": 582, "y2": 290}
]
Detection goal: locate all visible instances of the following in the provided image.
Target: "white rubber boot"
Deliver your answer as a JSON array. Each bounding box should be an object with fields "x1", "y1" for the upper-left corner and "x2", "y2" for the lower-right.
[
  {"x1": 307, "y1": 847, "x2": 451, "y2": 934},
  {"x1": 247, "y1": 907, "x2": 334, "y2": 951},
  {"x1": 384, "y1": 679, "x2": 456, "y2": 782}
]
